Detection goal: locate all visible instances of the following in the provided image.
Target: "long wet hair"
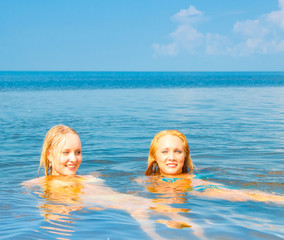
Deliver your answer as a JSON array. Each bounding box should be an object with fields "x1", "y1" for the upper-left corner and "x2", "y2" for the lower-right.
[
  {"x1": 145, "y1": 130, "x2": 194, "y2": 175},
  {"x1": 38, "y1": 125, "x2": 78, "y2": 176}
]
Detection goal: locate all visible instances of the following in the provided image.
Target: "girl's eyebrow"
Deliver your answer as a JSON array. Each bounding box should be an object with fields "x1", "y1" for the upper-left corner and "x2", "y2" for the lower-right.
[
  {"x1": 160, "y1": 147, "x2": 169, "y2": 150},
  {"x1": 63, "y1": 148, "x2": 82, "y2": 151},
  {"x1": 62, "y1": 148, "x2": 70, "y2": 151}
]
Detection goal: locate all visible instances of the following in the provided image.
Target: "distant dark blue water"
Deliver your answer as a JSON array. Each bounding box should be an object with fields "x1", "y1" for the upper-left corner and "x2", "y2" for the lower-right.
[
  {"x1": 1, "y1": 71, "x2": 284, "y2": 90},
  {"x1": 0, "y1": 72, "x2": 283, "y2": 239}
]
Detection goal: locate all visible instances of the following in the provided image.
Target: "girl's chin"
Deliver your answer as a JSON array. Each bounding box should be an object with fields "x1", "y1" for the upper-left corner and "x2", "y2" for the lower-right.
[
  {"x1": 51, "y1": 169, "x2": 77, "y2": 176},
  {"x1": 65, "y1": 170, "x2": 77, "y2": 176},
  {"x1": 61, "y1": 169, "x2": 77, "y2": 176},
  {"x1": 162, "y1": 169, "x2": 182, "y2": 175}
]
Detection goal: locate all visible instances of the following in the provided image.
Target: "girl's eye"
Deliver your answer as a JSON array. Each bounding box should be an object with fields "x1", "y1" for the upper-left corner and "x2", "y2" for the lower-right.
[
  {"x1": 175, "y1": 150, "x2": 182, "y2": 153},
  {"x1": 62, "y1": 151, "x2": 69, "y2": 155},
  {"x1": 76, "y1": 151, "x2": 81, "y2": 155},
  {"x1": 162, "y1": 150, "x2": 168, "y2": 154}
]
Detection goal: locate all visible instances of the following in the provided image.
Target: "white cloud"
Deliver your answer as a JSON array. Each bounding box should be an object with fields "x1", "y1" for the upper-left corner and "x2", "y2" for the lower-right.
[
  {"x1": 171, "y1": 25, "x2": 204, "y2": 52},
  {"x1": 153, "y1": 5, "x2": 205, "y2": 56},
  {"x1": 153, "y1": 0, "x2": 284, "y2": 57},
  {"x1": 233, "y1": 20, "x2": 269, "y2": 38},
  {"x1": 152, "y1": 43, "x2": 178, "y2": 57},
  {"x1": 231, "y1": 0, "x2": 284, "y2": 56},
  {"x1": 267, "y1": 0, "x2": 284, "y2": 29},
  {"x1": 172, "y1": 5, "x2": 202, "y2": 23}
]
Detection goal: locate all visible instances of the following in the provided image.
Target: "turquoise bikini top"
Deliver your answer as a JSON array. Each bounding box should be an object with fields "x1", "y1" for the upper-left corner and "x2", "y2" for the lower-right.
[
  {"x1": 161, "y1": 177, "x2": 182, "y2": 183},
  {"x1": 161, "y1": 175, "x2": 221, "y2": 191}
]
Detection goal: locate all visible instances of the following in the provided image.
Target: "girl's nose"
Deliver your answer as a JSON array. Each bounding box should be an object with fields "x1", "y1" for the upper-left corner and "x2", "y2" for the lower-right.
[
  {"x1": 69, "y1": 153, "x2": 77, "y2": 162},
  {"x1": 168, "y1": 151, "x2": 176, "y2": 160}
]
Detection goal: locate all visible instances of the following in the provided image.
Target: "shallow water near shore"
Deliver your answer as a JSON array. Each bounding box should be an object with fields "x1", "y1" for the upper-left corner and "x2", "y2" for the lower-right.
[{"x1": 0, "y1": 72, "x2": 284, "y2": 239}]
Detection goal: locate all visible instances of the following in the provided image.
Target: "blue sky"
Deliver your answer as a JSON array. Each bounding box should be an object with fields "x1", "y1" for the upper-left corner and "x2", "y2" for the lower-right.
[{"x1": 0, "y1": 0, "x2": 283, "y2": 71}]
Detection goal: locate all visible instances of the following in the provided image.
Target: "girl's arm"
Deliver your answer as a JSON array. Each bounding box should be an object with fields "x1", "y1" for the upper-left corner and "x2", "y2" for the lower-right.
[
  {"x1": 22, "y1": 176, "x2": 44, "y2": 186},
  {"x1": 191, "y1": 178, "x2": 284, "y2": 204}
]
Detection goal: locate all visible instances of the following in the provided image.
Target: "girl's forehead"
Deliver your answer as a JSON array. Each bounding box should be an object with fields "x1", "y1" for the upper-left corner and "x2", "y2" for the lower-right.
[
  {"x1": 157, "y1": 135, "x2": 183, "y2": 147},
  {"x1": 50, "y1": 133, "x2": 80, "y2": 153},
  {"x1": 63, "y1": 133, "x2": 81, "y2": 147},
  {"x1": 51, "y1": 136, "x2": 66, "y2": 151}
]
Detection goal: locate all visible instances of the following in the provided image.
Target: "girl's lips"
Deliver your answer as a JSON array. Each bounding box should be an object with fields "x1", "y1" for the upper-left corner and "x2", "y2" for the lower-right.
[
  {"x1": 166, "y1": 163, "x2": 177, "y2": 168},
  {"x1": 66, "y1": 164, "x2": 76, "y2": 169}
]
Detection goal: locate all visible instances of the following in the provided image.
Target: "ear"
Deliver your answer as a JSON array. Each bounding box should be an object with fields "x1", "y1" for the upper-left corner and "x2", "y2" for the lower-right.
[{"x1": 47, "y1": 151, "x2": 52, "y2": 161}]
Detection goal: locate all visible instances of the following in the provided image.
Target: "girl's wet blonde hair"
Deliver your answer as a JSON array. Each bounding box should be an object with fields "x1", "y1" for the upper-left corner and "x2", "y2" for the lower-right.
[
  {"x1": 38, "y1": 125, "x2": 78, "y2": 176},
  {"x1": 145, "y1": 130, "x2": 194, "y2": 175}
]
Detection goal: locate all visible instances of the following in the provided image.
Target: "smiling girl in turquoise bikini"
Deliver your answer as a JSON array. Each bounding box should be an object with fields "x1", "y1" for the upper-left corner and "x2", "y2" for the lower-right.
[{"x1": 144, "y1": 130, "x2": 284, "y2": 203}]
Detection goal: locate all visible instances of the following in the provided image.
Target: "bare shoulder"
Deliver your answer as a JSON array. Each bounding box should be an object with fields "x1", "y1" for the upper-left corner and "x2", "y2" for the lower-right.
[{"x1": 22, "y1": 176, "x2": 45, "y2": 186}]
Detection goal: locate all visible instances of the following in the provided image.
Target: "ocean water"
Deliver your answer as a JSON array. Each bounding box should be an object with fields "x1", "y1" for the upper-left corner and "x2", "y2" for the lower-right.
[{"x1": 0, "y1": 72, "x2": 284, "y2": 240}]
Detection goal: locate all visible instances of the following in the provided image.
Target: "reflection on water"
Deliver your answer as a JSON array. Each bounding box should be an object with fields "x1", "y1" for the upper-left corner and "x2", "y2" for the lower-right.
[
  {"x1": 29, "y1": 175, "x2": 200, "y2": 240},
  {"x1": 36, "y1": 176, "x2": 85, "y2": 239},
  {"x1": 145, "y1": 176, "x2": 193, "y2": 205}
]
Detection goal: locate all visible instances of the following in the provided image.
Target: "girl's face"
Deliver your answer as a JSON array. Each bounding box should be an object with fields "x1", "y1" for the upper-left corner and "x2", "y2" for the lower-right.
[
  {"x1": 155, "y1": 135, "x2": 185, "y2": 175},
  {"x1": 50, "y1": 133, "x2": 82, "y2": 176}
]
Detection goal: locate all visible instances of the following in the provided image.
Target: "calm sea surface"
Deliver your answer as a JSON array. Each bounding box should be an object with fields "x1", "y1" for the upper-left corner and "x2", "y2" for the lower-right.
[{"x1": 0, "y1": 72, "x2": 284, "y2": 239}]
